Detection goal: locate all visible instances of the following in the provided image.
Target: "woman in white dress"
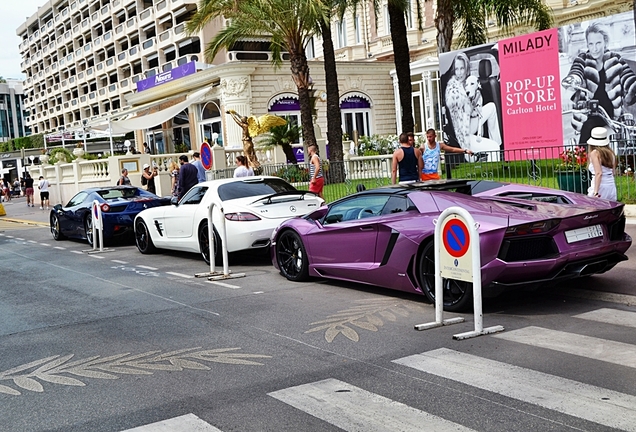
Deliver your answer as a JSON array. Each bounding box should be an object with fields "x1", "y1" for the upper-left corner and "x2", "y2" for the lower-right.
[{"x1": 587, "y1": 127, "x2": 617, "y2": 201}]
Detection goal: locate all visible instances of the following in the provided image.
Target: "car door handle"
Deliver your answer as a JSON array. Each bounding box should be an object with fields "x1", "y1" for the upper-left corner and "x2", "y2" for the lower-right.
[{"x1": 359, "y1": 226, "x2": 374, "y2": 231}]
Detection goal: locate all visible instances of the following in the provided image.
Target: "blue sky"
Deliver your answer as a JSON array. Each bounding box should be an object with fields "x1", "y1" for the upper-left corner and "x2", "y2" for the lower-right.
[{"x1": 1, "y1": 1, "x2": 46, "y2": 80}]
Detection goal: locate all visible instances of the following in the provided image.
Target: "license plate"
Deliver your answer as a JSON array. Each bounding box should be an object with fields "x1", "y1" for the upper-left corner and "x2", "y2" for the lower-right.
[{"x1": 565, "y1": 224, "x2": 603, "y2": 243}]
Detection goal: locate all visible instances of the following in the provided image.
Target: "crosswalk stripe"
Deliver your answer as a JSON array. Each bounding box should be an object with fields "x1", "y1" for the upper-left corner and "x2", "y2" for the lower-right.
[
  {"x1": 394, "y1": 348, "x2": 636, "y2": 431},
  {"x1": 574, "y1": 308, "x2": 636, "y2": 328},
  {"x1": 166, "y1": 271, "x2": 194, "y2": 279},
  {"x1": 560, "y1": 288, "x2": 636, "y2": 307},
  {"x1": 120, "y1": 413, "x2": 221, "y2": 431},
  {"x1": 269, "y1": 378, "x2": 476, "y2": 432},
  {"x1": 206, "y1": 280, "x2": 240, "y2": 289},
  {"x1": 493, "y1": 326, "x2": 636, "y2": 368}
]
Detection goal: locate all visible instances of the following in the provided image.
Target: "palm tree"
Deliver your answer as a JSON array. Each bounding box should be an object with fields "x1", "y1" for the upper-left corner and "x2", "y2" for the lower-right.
[
  {"x1": 318, "y1": 15, "x2": 343, "y2": 161},
  {"x1": 187, "y1": 0, "x2": 327, "y2": 157},
  {"x1": 433, "y1": 0, "x2": 553, "y2": 53},
  {"x1": 387, "y1": 0, "x2": 415, "y2": 133},
  {"x1": 258, "y1": 117, "x2": 301, "y2": 164},
  {"x1": 346, "y1": 0, "x2": 415, "y2": 133}
]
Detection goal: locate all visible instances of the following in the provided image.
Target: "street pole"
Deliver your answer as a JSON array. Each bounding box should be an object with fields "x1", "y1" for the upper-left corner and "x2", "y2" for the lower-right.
[{"x1": 108, "y1": 113, "x2": 114, "y2": 156}]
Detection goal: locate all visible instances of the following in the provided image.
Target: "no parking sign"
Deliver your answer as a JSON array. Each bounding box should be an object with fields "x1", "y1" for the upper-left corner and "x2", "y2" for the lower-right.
[{"x1": 439, "y1": 214, "x2": 473, "y2": 283}]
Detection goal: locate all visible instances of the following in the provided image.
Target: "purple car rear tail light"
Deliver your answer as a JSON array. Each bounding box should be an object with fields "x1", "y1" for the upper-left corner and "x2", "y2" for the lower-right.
[{"x1": 505, "y1": 220, "x2": 559, "y2": 237}]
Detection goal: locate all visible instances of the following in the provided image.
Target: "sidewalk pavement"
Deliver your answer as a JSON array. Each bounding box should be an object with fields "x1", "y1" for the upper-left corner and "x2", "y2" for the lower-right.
[
  {"x1": 0, "y1": 196, "x2": 51, "y2": 227},
  {"x1": 1, "y1": 195, "x2": 635, "y2": 227}
]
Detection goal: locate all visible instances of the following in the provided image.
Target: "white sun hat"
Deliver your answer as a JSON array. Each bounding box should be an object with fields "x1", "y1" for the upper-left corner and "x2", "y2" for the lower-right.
[{"x1": 587, "y1": 127, "x2": 610, "y2": 146}]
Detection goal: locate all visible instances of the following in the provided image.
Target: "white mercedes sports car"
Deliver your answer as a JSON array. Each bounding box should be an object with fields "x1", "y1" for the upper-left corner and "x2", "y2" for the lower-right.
[{"x1": 133, "y1": 176, "x2": 324, "y2": 263}]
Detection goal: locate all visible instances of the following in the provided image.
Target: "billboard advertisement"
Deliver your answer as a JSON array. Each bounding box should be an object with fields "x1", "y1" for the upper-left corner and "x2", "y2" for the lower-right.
[{"x1": 439, "y1": 11, "x2": 636, "y2": 161}]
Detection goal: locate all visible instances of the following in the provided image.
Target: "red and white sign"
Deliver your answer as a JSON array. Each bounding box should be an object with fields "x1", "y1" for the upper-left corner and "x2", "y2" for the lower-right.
[
  {"x1": 439, "y1": 214, "x2": 473, "y2": 283},
  {"x1": 200, "y1": 142, "x2": 212, "y2": 170}
]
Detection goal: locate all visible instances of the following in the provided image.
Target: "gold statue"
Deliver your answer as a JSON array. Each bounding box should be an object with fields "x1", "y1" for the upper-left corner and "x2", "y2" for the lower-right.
[{"x1": 227, "y1": 110, "x2": 286, "y2": 174}]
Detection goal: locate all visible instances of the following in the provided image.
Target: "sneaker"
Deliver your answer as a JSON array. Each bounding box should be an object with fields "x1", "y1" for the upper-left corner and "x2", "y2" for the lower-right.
[{"x1": 39, "y1": 206, "x2": 43, "y2": 209}]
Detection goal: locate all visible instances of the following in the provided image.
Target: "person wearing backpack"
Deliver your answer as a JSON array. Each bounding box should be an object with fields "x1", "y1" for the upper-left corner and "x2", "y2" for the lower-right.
[{"x1": 141, "y1": 163, "x2": 157, "y2": 194}]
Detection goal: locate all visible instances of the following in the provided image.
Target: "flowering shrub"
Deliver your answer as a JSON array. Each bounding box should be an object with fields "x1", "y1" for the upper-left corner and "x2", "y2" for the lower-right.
[
  {"x1": 558, "y1": 146, "x2": 588, "y2": 171},
  {"x1": 274, "y1": 165, "x2": 309, "y2": 183},
  {"x1": 357, "y1": 134, "x2": 399, "y2": 156}
]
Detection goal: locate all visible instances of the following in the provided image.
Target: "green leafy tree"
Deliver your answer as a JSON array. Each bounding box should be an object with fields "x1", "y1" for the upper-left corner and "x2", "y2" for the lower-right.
[
  {"x1": 187, "y1": 0, "x2": 327, "y2": 154},
  {"x1": 314, "y1": 1, "x2": 346, "y2": 180},
  {"x1": 432, "y1": 0, "x2": 553, "y2": 53},
  {"x1": 346, "y1": 0, "x2": 416, "y2": 133},
  {"x1": 258, "y1": 117, "x2": 301, "y2": 164}
]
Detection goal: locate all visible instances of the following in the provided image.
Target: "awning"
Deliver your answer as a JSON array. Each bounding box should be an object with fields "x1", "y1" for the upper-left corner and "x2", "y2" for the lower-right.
[{"x1": 91, "y1": 87, "x2": 210, "y2": 134}]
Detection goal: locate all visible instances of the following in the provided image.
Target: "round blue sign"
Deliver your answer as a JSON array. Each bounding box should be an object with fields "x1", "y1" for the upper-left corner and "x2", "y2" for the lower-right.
[{"x1": 200, "y1": 142, "x2": 212, "y2": 170}]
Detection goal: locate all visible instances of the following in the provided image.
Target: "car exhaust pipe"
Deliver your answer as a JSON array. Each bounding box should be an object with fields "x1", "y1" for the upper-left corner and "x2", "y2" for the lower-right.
[{"x1": 579, "y1": 260, "x2": 609, "y2": 276}]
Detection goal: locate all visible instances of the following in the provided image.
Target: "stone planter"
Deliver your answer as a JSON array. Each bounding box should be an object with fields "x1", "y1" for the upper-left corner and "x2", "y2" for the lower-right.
[
  {"x1": 73, "y1": 148, "x2": 85, "y2": 159},
  {"x1": 39, "y1": 154, "x2": 50, "y2": 164}
]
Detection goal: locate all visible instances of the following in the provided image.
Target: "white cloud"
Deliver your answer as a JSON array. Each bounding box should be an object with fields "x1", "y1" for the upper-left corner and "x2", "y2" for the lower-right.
[{"x1": 0, "y1": 1, "x2": 49, "y2": 80}]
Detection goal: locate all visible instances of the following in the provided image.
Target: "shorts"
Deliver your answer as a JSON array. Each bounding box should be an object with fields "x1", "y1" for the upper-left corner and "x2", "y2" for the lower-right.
[
  {"x1": 40, "y1": 191, "x2": 50, "y2": 201},
  {"x1": 420, "y1": 173, "x2": 441, "y2": 181},
  {"x1": 26, "y1": 187, "x2": 34, "y2": 196},
  {"x1": 309, "y1": 177, "x2": 324, "y2": 194}
]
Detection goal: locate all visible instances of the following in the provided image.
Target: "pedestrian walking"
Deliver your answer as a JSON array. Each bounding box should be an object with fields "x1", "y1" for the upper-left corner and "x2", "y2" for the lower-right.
[
  {"x1": 141, "y1": 163, "x2": 158, "y2": 194},
  {"x1": 191, "y1": 152, "x2": 207, "y2": 183},
  {"x1": 118, "y1": 168, "x2": 131, "y2": 185},
  {"x1": 169, "y1": 160, "x2": 180, "y2": 197},
  {"x1": 24, "y1": 174, "x2": 35, "y2": 207},
  {"x1": 308, "y1": 144, "x2": 324, "y2": 199},
  {"x1": 1, "y1": 178, "x2": 10, "y2": 202},
  {"x1": 233, "y1": 155, "x2": 254, "y2": 178},
  {"x1": 38, "y1": 176, "x2": 51, "y2": 209},
  {"x1": 391, "y1": 132, "x2": 423, "y2": 184},
  {"x1": 178, "y1": 154, "x2": 199, "y2": 201}
]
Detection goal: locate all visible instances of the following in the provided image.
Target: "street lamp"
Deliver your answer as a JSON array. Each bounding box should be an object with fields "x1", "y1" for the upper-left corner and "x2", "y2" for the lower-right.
[
  {"x1": 29, "y1": 155, "x2": 35, "y2": 166},
  {"x1": 124, "y1": 139, "x2": 132, "y2": 155},
  {"x1": 82, "y1": 119, "x2": 88, "y2": 152}
]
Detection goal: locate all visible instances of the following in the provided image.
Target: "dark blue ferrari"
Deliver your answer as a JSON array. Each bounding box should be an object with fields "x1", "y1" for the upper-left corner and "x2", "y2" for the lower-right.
[{"x1": 50, "y1": 186, "x2": 171, "y2": 245}]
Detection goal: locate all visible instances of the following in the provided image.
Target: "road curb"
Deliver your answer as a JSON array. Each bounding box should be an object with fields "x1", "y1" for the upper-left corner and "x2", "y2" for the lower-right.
[{"x1": 0, "y1": 217, "x2": 49, "y2": 227}]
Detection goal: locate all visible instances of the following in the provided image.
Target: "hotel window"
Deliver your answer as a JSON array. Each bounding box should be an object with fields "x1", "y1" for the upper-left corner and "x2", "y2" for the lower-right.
[{"x1": 337, "y1": 19, "x2": 347, "y2": 48}]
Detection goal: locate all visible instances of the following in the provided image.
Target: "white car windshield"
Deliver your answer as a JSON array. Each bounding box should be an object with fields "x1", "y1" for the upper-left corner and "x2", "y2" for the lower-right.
[{"x1": 218, "y1": 178, "x2": 296, "y2": 201}]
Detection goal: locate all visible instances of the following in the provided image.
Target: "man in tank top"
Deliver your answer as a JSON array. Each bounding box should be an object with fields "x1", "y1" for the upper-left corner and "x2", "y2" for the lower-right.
[{"x1": 391, "y1": 132, "x2": 423, "y2": 184}]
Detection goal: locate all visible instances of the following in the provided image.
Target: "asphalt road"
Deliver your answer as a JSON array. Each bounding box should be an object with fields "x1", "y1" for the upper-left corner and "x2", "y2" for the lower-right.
[{"x1": 1, "y1": 201, "x2": 636, "y2": 432}]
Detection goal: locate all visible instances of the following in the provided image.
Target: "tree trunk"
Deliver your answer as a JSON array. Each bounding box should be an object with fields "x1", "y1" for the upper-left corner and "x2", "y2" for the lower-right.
[
  {"x1": 288, "y1": 51, "x2": 317, "y2": 149},
  {"x1": 319, "y1": 19, "x2": 346, "y2": 182},
  {"x1": 281, "y1": 144, "x2": 298, "y2": 164},
  {"x1": 435, "y1": 0, "x2": 454, "y2": 53},
  {"x1": 388, "y1": 2, "x2": 414, "y2": 133}
]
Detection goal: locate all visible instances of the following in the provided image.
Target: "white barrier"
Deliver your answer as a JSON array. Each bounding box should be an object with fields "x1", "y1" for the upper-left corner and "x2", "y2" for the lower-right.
[
  {"x1": 194, "y1": 200, "x2": 245, "y2": 281},
  {"x1": 415, "y1": 206, "x2": 503, "y2": 340},
  {"x1": 83, "y1": 200, "x2": 113, "y2": 254}
]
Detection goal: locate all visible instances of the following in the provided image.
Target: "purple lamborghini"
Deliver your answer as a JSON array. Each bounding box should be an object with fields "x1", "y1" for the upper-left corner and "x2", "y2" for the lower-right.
[{"x1": 271, "y1": 180, "x2": 632, "y2": 311}]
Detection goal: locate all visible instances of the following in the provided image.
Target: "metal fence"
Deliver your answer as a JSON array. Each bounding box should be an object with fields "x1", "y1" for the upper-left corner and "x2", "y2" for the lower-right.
[{"x1": 206, "y1": 144, "x2": 636, "y2": 203}]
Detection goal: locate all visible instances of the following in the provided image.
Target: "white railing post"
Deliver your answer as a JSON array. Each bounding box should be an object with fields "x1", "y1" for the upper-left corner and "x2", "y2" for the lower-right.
[
  {"x1": 415, "y1": 206, "x2": 504, "y2": 340},
  {"x1": 83, "y1": 200, "x2": 113, "y2": 254},
  {"x1": 194, "y1": 200, "x2": 245, "y2": 281}
]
